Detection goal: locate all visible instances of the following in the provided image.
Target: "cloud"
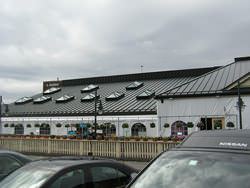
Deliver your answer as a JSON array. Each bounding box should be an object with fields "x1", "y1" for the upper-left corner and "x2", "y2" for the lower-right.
[{"x1": 1, "y1": 0, "x2": 250, "y2": 103}]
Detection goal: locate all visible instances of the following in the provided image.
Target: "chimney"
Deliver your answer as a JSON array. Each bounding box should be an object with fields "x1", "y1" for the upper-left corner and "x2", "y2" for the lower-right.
[{"x1": 235, "y1": 56, "x2": 250, "y2": 62}]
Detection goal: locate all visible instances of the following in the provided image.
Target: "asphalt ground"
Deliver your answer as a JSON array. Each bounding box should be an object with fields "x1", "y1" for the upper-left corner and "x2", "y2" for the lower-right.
[{"x1": 28, "y1": 155, "x2": 148, "y2": 170}]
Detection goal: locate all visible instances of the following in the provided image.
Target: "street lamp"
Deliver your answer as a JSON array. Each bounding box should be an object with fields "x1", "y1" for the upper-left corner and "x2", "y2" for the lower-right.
[
  {"x1": 236, "y1": 80, "x2": 246, "y2": 129},
  {"x1": 94, "y1": 89, "x2": 103, "y2": 138}
]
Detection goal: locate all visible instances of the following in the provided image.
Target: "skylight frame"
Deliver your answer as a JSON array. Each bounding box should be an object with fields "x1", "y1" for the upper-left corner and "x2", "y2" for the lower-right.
[
  {"x1": 55, "y1": 95, "x2": 75, "y2": 103},
  {"x1": 136, "y1": 90, "x2": 155, "y2": 99},
  {"x1": 81, "y1": 93, "x2": 100, "y2": 102},
  {"x1": 81, "y1": 84, "x2": 99, "y2": 93},
  {"x1": 15, "y1": 97, "x2": 33, "y2": 105},
  {"x1": 43, "y1": 87, "x2": 61, "y2": 95},
  {"x1": 105, "y1": 91, "x2": 125, "y2": 101},
  {"x1": 33, "y1": 96, "x2": 52, "y2": 104},
  {"x1": 126, "y1": 81, "x2": 144, "y2": 90}
]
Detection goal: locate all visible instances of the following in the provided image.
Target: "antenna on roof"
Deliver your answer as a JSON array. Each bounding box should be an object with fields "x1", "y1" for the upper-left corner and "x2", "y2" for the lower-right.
[
  {"x1": 140, "y1": 65, "x2": 144, "y2": 73},
  {"x1": 57, "y1": 77, "x2": 59, "y2": 81}
]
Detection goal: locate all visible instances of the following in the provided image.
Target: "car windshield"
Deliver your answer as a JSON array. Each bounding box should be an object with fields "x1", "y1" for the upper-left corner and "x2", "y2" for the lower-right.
[
  {"x1": 130, "y1": 150, "x2": 250, "y2": 188},
  {"x1": 0, "y1": 163, "x2": 56, "y2": 188}
]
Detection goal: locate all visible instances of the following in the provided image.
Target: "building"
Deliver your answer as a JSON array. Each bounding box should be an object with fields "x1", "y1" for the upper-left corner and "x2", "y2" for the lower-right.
[
  {"x1": 156, "y1": 57, "x2": 250, "y2": 137},
  {"x1": 0, "y1": 66, "x2": 217, "y2": 137}
]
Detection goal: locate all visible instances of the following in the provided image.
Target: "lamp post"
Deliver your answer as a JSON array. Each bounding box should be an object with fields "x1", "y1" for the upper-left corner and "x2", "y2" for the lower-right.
[
  {"x1": 237, "y1": 80, "x2": 245, "y2": 129},
  {"x1": 94, "y1": 89, "x2": 103, "y2": 139},
  {"x1": 0, "y1": 96, "x2": 2, "y2": 134}
]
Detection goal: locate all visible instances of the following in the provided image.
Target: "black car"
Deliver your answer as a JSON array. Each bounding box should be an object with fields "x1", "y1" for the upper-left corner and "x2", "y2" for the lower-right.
[
  {"x1": 127, "y1": 130, "x2": 250, "y2": 188},
  {"x1": 0, "y1": 150, "x2": 31, "y2": 181},
  {"x1": 0, "y1": 156, "x2": 138, "y2": 188}
]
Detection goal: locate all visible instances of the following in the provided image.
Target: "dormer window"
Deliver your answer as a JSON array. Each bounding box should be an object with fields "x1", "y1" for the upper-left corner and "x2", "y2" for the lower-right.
[
  {"x1": 81, "y1": 93, "x2": 99, "y2": 102},
  {"x1": 15, "y1": 97, "x2": 33, "y2": 105},
  {"x1": 33, "y1": 96, "x2": 52, "y2": 104},
  {"x1": 136, "y1": 90, "x2": 155, "y2": 99},
  {"x1": 56, "y1": 95, "x2": 75, "y2": 103},
  {"x1": 106, "y1": 92, "x2": 124, "y2": 101},
  {"x1": 43, "y1": 87, "x2": 61, "y2": 95},
  {"x1": 126, "y1": 81, "x2": 143, "y2": 90},
  {"x1": 81, "y1": 84, "x2": 99, "y2": 93}
]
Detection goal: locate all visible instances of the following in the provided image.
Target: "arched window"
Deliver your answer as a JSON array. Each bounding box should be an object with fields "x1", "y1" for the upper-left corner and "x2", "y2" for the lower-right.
[
  {"x1": 14, "y1": 124, "x2": 24, "y2": 135},
  {"x1": 131, "y1": 123, "x2": 146, "y2": 137},
  {"x1": 40, "y1": 123, "x2": 51, "y2": 135},
  {"x1": 171, "y1": 121, "x2": 188, "y2": 136}
]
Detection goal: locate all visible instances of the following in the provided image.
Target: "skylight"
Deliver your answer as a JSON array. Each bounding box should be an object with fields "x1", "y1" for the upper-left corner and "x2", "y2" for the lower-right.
[
  {"x1": 55, "y1": 95, "x2": 75, "y2": 103},
  {"x1": 126, "y1": 81, "x2": 144, "y2": 90},
  {"x1": 43, "y1": 87, "x2": 61, "y2": 95},
  {"x1": 81, "y1": 93, "x2": 99, "y2": 102},
  {"x1": 106, "y1": 92, "x2": 124, "y2": 101},
  {"x1": 15, "y1": 97, "x2": 33, "y2": 105},
  {"x1": 81, "y1": 84, "x2": 99, "y2": 93},
  {"x1": 136, "y1": 90, "x2": 155, "y2": 99},
  {"x1": 33, "y1": 96, "x2": 52, "y2": 104}
]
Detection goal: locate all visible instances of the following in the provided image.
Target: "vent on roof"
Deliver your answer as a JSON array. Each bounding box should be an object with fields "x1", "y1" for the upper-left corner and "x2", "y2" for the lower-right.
[
  {"x1": 43, "y1": 87, "x2": 61, "y2": 95},
  {"x1": 15, "y1": 97, "x2": 33, "y2": 105},
  {"x1": 81, "y1": 93, "x2": 99, "y2": 102},
  {"x1": 136, "y1": 90, "x2": 155, "y2": 99},
  {"x1": 106, "y1": 92, "x2": 125, "y2": 101},
  {"x1": 33, "y1": 96, "x2": 52, "y2": 104},
  {"x1": 235, "y1": 56, "x2": 250, "y2": 62},
  {"x1": 56, "y1": 95, "x2": 75, "y2": 103},
  {"x1": 126, "y1": 81, "x2": 144, "y2": 90},
  {"x1": 81, "y1": 84, "x2": 99, "y2": 93}
]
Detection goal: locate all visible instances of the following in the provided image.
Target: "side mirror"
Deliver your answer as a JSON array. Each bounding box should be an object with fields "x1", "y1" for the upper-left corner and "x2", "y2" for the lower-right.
[{"x1": 130, "y1": 172, "x2": 138, "y2": 180}]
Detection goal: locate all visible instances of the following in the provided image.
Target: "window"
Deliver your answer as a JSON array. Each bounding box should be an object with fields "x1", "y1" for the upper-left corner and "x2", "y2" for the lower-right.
[
  {"x1": 81, "y1": 84, "x2": 99, "y2": 93},
  {"x1": 43, "y1": 87, "x2": 61, "y2": 95},
  {"x1": 49, "y1": 169, "x2": 85, "y2": 188},
  {"x1": 90, "y1": 166, "x2": 129, "y2": 188},
  {"x1": 81, "y1": 93, "x2": 99, "y2": 102},
  {"x1": 126, "y1": 81, "x2": 143, "y2": 90},
  {"x1": 33, "y1": 96, "x2": 52, "y2": 104},
  {"x1": 106, "y1": 92, "x2": 124, "y2": 101},
  {"x1": 55, "y1": 95, "x2": 75, "y2": 103},
  {"x1": 15, "y1": 97, "x2": 33, "y2": 105},
  {"x1": 136, "y1": 90, "x2": 155, "y2": 99},
  {"x1": 40, "y1": 124, "x2": 50, "y2": 135},
  {"x1": 0, "y1": 156, "x2": 22, "y2": 179},
  {"x1": 171, "y1": 121, "x2": 188, "y2": 136},
  {"x1": 14, "y1": 124, "x2": 24, "y2": 135}
]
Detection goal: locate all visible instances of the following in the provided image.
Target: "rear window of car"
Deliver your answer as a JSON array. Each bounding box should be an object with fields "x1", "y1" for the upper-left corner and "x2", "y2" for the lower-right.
[{"x1": 129, "y1": 150, "x2": 250, "y2": 188}]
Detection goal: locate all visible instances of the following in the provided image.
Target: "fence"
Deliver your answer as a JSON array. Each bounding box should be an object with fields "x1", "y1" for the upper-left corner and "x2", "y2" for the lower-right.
[{"x1": 0, "y1": 137, "x2": 178, "y2": 161}]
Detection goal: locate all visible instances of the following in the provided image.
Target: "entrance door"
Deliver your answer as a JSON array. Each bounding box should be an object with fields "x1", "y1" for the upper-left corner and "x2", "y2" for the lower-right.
[{"x1": 200, "y1": 118, "x2": 212, "y2": 130}]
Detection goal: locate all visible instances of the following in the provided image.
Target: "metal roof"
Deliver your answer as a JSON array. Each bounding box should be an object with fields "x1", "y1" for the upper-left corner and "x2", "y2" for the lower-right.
[
  {"x1": 2, "y1": 67, "x2": 219, "y2": 117},
  {"x1": 157, "y1": 58, "x2": 250, "y2": 99}
]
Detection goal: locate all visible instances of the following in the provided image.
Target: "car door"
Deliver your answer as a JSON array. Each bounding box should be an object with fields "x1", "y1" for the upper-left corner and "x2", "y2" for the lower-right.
[
  {"x1": 0, "y1": 155, "x2": 23, "y2": 181},
  {"x1": 87, "y1": 163, "x2": 131, "y2": 188}
]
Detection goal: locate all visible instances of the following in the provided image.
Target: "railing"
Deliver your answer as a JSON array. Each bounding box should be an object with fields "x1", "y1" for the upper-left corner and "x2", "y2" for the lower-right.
[{"x1": 0, "y1": 137, "x2": 178, "y2": 161}]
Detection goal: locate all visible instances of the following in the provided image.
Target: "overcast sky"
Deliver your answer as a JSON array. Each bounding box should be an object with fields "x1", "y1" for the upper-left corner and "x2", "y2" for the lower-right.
[{"x1": 1, "y1": 0, "x2": 250, "y2": 103}]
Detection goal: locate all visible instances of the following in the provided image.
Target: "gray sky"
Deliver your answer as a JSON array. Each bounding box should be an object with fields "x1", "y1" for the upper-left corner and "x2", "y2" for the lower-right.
[{"x1": 1, "y1": 0, "x2": 250, "y2": 103}]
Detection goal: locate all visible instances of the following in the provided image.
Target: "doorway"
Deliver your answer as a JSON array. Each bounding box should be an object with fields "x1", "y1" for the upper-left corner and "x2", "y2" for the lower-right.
[{"x1": 200, "y1": 118, "x2": 212, "y2": 130}]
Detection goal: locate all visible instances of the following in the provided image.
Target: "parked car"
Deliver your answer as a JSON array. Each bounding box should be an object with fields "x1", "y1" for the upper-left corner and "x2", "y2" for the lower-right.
[
  {"x1": 127, "y1": 129, "x2": 250, "y2": 188},
  {"x1": 0, "y1": 150, "x2": 32, "y2": 181},
  {"x1": 0, "y1": 156, "x2": 138, "y2": 188}
]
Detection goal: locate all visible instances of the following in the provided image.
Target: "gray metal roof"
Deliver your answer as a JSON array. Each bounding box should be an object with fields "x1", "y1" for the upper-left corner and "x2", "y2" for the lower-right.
[
  {"x1": 157, "y1": 57, "x2": 250, "y2": 98},
  {"x1": 2, "y1": 67, "x2": 219, "y2": 117}
]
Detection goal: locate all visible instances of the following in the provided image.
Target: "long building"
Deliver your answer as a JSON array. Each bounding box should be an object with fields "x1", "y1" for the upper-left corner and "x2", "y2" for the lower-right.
[{"x1": 1, "y1": 56, "x2": 250, "y2": 137}]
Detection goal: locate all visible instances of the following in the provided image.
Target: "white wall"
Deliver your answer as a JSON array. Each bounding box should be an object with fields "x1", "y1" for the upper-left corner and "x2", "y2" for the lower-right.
[{"x1": 157, "y1": 95, "x2": 250, "y2": 136}]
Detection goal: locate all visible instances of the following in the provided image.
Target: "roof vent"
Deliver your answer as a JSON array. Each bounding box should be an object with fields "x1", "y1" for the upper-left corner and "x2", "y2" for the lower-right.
[{"x1": 235, "y1": 56, "x2": 250, "y2": 62}]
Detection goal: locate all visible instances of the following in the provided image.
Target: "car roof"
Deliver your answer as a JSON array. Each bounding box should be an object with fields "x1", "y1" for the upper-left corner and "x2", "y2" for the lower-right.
[
  {"x1": 0, "y1": 149, "x2": 32, "y2": 163},
  {"x1": 24, "y1": 156, "x2": 136, "y2": 172},
  {"x1": 177, "y1": 129, "x2": 250, "y2": 153}
]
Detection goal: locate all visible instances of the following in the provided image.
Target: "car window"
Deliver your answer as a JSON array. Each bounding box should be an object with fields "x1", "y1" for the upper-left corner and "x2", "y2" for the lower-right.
[
  {"x1": 0, "y1": 156, "x2": 22, "y2": 176},
  {"x1": 90, "y1": 166, "x2": 129, "y2": 188},
  {"x1": 49, "y1": 169, "x2": 85, "y2": 188},
  {"x1": 129, "y1": 151, "x2": 250, "y2": 188}
]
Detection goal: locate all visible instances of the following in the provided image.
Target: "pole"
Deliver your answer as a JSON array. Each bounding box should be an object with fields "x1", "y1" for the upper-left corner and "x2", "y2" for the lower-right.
[
  {"x1": 94, "y1": 89, "x2": 97, "y2": 138},
  {"x1": 237, "y1": 80, "x2": 243, "y2": 129},
  {"x1": 0, "y1": 96, "x2": 2, "y2": 134}
]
